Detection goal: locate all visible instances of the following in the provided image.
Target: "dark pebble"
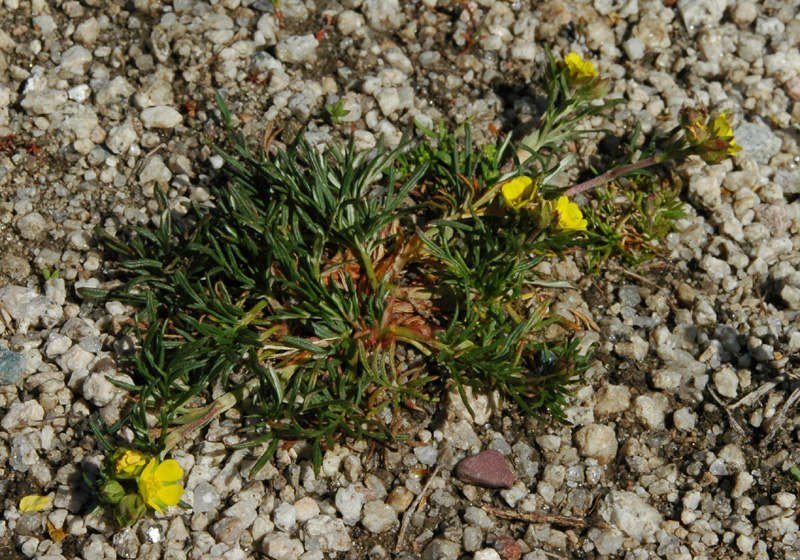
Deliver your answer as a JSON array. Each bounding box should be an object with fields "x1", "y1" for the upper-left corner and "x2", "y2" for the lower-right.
[{"x1": 0, "y1": 346, "x2": 26, "y2": 385}]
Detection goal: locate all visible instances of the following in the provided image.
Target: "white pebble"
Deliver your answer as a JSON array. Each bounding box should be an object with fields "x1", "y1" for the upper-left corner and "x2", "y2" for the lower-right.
[
  {"x1": 601, "y1": 491, "x2": 663, "y2": 543},
  {"x1": 58, "y1": 45, "x2": 93, "y2": 75},
  {"x1": 335, "y1": 485, "x2": 365, "y2": 526},
  {"x1": 574, "y1": 424, "x2": 618, "y2": 464},
  {"x1": 209, "y1": 155, "x2": 224, "y2": 170},
  {"x1": 293, "y1": 497, "x2": 320, "y2": 522},
  {"x1": 275, "y1": 35, "x2": 319, "y2": 64},
  {"x1": 623, "y1": 37, "x2": 644, "y2": 60},
  {"x1": 651, "y1": 368, "x2": 682, "y2": 390},
  {"x1": 337, "y1": 10, "x2": 365, "y2": 35},
  {"x1": 594, "y1": 384, "x2": 631, "y2": 416},
  {"x1": 273, "y1": 503, "x2": 298, "y2": 532},
  {"x1": 0, "y1": 400, "x2": 44, "y2": 432},
  {"x1": 474, "y1": 550, "x2": 501, "y2": 560},
  {"x1": 45, "y1": 332, "x2": 72, "y2": 357},
  {"x1": 500, "y1": 482, "x2": 528, "y2": 508},
  {"x1": 140, "y1": 106, "x2": 183, "y2": 129},
  {"x1": 303, "y1": 515, "x2": 352, "y2": 552},
  {"x1": 361, "y1": 500, "x2": 398, "y2": 533},
  {"x1": 68, "y1": 84, "x2": 91, "y2": 102},
  {"x1": 673, "y1": 407, "x2": 697, "y2": 431},
  {"x1": 633, "y1": 394, "x2": 667, "y2": 430},
  {"x1": 82, "y1": 372, "x2": 121, "y2": 407}
]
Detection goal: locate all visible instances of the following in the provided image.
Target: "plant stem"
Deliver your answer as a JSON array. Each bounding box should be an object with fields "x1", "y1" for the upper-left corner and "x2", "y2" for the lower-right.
[
  {"x1": 564, "y1": 153, "x2": 667, "y2": 197},
  {"x1": 163, "y1": 377, "x2": 260, "y2": 454},
  {"x1": 356, "y1": 244, "x2": 379, "y2": 292}
]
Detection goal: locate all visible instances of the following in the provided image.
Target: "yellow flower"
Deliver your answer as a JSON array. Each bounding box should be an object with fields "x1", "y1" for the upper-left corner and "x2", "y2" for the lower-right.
[
  {"x1": 502, "y1": 176, "x2": 537, "y2": 210},
  {"x1": 115, "y1": 449, "x2": 146, "y2": 476},
  {"x1": 710, "y1": 112, "x2": 742, "y2": 156},
  {"x1": 138, "y1": 458, "x2": 184, "y2": 514},
  {"x1": 19, "y1": 495, "x2": 50, "y2": 512},
  {"x1": 554, "y1": 196, "x2": 587, "y2": 232},
  {"x1": 564, "y1": 52, "x2": 598, "y2": 84}
]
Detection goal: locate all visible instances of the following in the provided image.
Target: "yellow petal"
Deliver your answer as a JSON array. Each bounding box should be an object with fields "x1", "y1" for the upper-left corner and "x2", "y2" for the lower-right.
[
  {"x1": 116, "y1": 449, "x2": 146, "y2": 474},
  {"x1": 155, "y1": 459, "x2": 184, "y2": 483},
  {"x1": 140, "y1": 457, "x2": 158, "y2": 479},
  {"x1": 19, "y1": 495, "x2": 50, "y2": 512},
  {"x1": 138, "y1": 458, "x2": 159, "y2": 504},
  {"x1": 46, "y1": 520, "x2": 69, "y2": 542},
  {"x1": 565, "y1": 52, "x2": 583, "y2": 70},
  {"x1": 157, "y1": 484, "x2": 184, "y2": 507},
  {"x1": 712, "y1": 113, "x2": 733, "y2": 138},
  {"x1": 564, "y1": 52, "x2": 597, "y2": 81},
  {"x1": 147, "y1": 496, "x2": 165, "y2": 514},
  {"x1": 555, "y1": 197, "x2": 587, "y2": 231},
  {"x1": 501, "y1": 176, "x2": 536, "y2": 210}
]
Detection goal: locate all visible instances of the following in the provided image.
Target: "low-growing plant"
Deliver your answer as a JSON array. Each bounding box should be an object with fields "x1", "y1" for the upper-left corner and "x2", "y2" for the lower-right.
[
  {"x1": 42, "y1": 267, "x2": 60, "y2": 280},
  {"x1": 582, "y1": 172, "x2": 686, "y2": 272},
  {"x1": 325, "y1": 99, "x2": 351, "y2": 125},
  {"x1": 82, "y1": 48, "x2": 741, "y2": 525}
]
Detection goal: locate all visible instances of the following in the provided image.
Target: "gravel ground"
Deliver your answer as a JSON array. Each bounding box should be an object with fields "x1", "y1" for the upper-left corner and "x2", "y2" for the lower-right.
[{"x1": 1, "y1": 0, "x2": 800, "y2": 559}]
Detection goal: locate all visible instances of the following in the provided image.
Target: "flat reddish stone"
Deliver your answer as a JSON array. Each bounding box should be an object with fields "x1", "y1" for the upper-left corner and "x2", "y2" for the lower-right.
[{"x1": 454, "y1": 449, "x2": 515, "y2": 489}]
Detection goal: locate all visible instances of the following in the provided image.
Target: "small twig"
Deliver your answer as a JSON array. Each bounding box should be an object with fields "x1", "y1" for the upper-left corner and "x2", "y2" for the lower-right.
[
  {"x1": 762, "y1": 382, "x2": 800, "y2": 447},
  {"x1": 481, "y1": 505, "x2": 609, "y2": 529},
  {"x1": 186, "y1": 29, "x2": 245, "y2": 72},
  {"x1": 132, "y1": 143, "x2": 165, "y2": 179},
  {"x1": 395, "y1": 448, "x2": 450, "y2": 553},
  {"x1": 570, "y1": 308, "x2": 600, "y2": 332},
  {"x1": 730, "y1": 373, "x2": 789, "y2": 410},
  {"x1": 707, "y1": 386, "x2": 748, "y2": 440},
  {"x1": 262, "y1": 121, "x2": 283, "y2": 154}
]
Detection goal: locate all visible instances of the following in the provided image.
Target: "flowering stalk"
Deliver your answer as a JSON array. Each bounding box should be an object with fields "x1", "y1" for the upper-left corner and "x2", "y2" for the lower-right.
[
  {"x1": 564, "y1": 153, "x2": 668, "y2": 197},
  {"x1": 565, "y1": 105, "x2": 741, "y2": 198}
]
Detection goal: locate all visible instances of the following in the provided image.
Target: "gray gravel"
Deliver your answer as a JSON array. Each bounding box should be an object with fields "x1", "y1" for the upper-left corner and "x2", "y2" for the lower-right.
[{"x1": 1, "y1": 0, "x2": 800, "y2": 559}]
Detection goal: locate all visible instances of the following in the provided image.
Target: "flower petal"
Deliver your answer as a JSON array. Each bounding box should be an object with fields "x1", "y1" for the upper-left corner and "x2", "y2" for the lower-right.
[
  {"x1": 155, "y1": 459, "x2": 184, "y2": 483},
  {"x1": 20, "y1": 495, "x2": 50, "y2": 512},
  {"x1": 157, "y1": 484, "x2": 185, "y2": 508},
  {"x1": 502, "y1": 176, "x2": 534, "y2": 210},
  {"x1": 140, "y1": 457, "x2": 158, "y2": 480},
  {"x1": 147, "y1": 496, "x2": 165, "y2": 515},
  {"x1": 713, "y1": 113, "x2": 733, "y2": 138},
  {"x1": 554, "y1": 197, "x2": 587, "y2": 231},
  {"x1": 138, "y1": 458, "x2": 158, "y2": 505}
]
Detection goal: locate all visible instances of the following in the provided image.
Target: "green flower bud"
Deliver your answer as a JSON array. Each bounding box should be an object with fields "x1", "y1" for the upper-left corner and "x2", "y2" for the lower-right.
[
  {"x1": 99, "y1": 480, "x2": 126, "y2": 505},
  {"x1": 532, "y1": 200, "x2": 554, "y2": 230},
  {"x1": 587, "y1": 77, "x2": 610, "y2": 99},
  {"x1": 115, "y1": 495, "x2": 147, "y2": 528}
]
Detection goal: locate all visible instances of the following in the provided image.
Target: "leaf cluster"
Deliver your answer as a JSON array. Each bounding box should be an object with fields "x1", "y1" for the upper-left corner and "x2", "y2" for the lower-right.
[{"x1": 583, "y1": 172, "x2": 686, "y2": 272}]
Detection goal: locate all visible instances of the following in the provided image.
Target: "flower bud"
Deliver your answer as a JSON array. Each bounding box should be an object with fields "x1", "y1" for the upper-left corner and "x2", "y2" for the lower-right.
[
  {"x1": 531, "y1": 200, "x2": 554, "y2": 229},
  {"x1": 587, "y1": 77, "x2": 610, "y2": 99},
  {"x1": 115, "y1": 495, "x2": 147, "y2": 527},
  {"x1": 112, "y1": 448, "x2": 147, "y2": 479},
  {"x1": 679, "y1": 106, "x2": 709, "y2": 146},
  {"x1": 697, "y1": 138, "x2": 737, "y2": 165},
  {"x1": 99, "y1": 480, "x2": 126, "y2": 505}
]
